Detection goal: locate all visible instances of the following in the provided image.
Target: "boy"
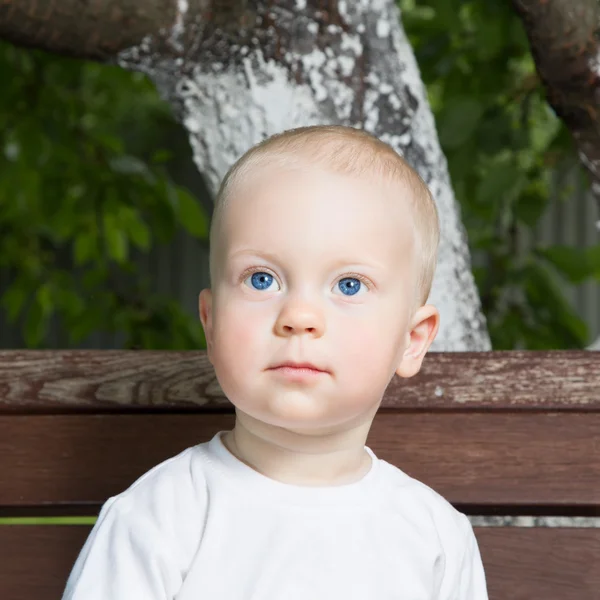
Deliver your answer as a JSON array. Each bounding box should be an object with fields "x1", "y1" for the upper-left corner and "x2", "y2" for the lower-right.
[{"x1": 63, "y1": 125, "x2": 488, "y2": 599}]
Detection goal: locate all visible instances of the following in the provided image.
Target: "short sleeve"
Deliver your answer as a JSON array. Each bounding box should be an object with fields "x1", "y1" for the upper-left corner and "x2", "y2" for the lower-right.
[
  {"x1": 455, "y1": 516, "x2": 489, "y2": 600},
  {"x1": 61, "y1": 495, "x2": 182, "y2": 600}
]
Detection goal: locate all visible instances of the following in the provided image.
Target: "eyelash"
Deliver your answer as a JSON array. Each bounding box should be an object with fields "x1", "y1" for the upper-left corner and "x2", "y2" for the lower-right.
[{"x1": 239, "y1": 267, "x2": 373, "y2": 291}]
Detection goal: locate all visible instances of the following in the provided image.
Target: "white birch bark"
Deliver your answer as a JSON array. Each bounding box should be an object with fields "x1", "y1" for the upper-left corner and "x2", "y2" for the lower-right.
[{"x1": 118, "y1": 0, "x2": 491, "y2": 351}]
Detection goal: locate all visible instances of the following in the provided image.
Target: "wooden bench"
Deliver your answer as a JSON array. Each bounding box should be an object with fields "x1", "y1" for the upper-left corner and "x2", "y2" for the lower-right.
[{"x1": 1, "y1": 350, "x2": 599, "y2": 600}]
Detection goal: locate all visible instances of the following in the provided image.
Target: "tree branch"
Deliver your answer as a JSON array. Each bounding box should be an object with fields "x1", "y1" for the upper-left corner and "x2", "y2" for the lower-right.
[
  {"x1": 0, "y1": 0, "x2": 179, "y2": 61},
  {"x1": 512, "y1": 0, "x2": 600, "y2": 222}
]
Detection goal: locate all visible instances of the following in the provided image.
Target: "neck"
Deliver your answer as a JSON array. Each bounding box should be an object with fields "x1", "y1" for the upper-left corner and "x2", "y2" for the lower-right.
[{"x1": 222, "y1": 412, "x2": 375, "y2": 486}]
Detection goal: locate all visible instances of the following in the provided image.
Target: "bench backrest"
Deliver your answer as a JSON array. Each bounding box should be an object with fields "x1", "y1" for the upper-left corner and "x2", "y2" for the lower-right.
[{"x1": 1, "y1": 350, "x2": 598, "y2": 600}]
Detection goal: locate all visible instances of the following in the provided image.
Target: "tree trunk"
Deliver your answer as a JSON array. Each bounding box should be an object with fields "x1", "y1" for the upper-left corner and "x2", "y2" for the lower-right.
[
  {"x1": 512, "y1": 0, "x2": 600, "y2": 222},
  {"x1": 0, "y1": 0, "x2": 176, "y2": 60},
  {"x1": 0, "y1": 0, "x2": 491, "y2": 351}
]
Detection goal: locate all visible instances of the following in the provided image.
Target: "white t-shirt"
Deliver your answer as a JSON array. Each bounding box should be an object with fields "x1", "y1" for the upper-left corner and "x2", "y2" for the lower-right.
[{"x1": 63, "y1": 431, "x2": 488, "y2": 599}]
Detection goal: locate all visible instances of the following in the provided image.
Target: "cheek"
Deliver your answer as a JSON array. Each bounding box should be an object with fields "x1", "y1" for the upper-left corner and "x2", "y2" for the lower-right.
[
  {"x1": 331, "y1": 316, "x2": 377, "y2": 371},
  {"x1": 334, "y1": 309, "x2": 406, "y2": 375},
  {"x1": 211, "y1": 301, "x2": 270, "y2": 366}
]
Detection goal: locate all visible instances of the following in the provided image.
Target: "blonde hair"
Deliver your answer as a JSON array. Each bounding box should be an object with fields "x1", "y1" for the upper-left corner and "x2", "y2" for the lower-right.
[{"x1": 210, "y1": 125, "x2": 440, "y2": 305}]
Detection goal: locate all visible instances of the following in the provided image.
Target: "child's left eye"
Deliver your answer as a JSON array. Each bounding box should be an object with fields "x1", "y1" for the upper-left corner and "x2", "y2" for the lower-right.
[{"x1": 335, "y1": 277, "x2": 367, "y2": 297}]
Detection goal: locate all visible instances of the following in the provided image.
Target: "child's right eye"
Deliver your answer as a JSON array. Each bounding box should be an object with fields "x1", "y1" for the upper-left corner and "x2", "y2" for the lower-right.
[{"x1": 244, "y1": 271, "x2": 281, "y2": 292}]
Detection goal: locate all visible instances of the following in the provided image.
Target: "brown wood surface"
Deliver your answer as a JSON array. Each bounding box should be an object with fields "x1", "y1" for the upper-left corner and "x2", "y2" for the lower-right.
[
  {"x1": 476, "y1": 527, "x2": 600, "y2": 600},
  {"x1": 0, "y1": 525, "x2": 598, "y2": 600},
  {"x1": 1, "y1": 350, "x2": 599, "y2": 597},
  {"x1": 0, "y1": 350, "x2": 599, "y2": 413},
  {"x1": 1, "y1": 411, "x2": 598, "y2": 511},
  {"x1": 0, "y1": 525, "x2": 89, "y2": 600}
]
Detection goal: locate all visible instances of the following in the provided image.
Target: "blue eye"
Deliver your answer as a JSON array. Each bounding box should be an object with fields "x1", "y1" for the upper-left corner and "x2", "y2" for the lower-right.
[
  {"x1": 245, "y1": 271, "x2": 279, "y2": 291},
  {"x1": 337, "y1": 277, "x2": 363, "y2": 296}
]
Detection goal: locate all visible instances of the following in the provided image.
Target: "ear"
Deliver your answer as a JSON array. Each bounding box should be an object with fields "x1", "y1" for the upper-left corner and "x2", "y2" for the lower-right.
[
  {"x1": 199, "y1": 288, "x2": 214, "y2": 361},
  {"x1": 395, "y1": 304, "x2": 440, "y2": 379}
]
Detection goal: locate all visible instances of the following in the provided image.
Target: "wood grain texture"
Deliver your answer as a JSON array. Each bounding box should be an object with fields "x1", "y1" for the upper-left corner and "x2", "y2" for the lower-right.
[
  {"x1": 477, "y1": 527, "x2": 600, "y2": 600},
  {"x1": 0, "y1": 350, "x2": 598, "y2": 413},
  {"x1": 0, "y1": 525, "x2": 598, "y2": 600},
  {"x1": 1, "y1": 411, "x2": 598, "y2": 510},
  {"x1": 1, "y1": 350, "x2": 599, "y2": 598},
  {"x1": 0, "y1": 526, "x2": 89, "y2": 600}
]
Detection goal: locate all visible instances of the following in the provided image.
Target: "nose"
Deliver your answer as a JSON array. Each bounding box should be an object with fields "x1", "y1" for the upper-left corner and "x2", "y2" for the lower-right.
[{"x1": 274, "y1": 296, "x2": 325, "y2": 338}]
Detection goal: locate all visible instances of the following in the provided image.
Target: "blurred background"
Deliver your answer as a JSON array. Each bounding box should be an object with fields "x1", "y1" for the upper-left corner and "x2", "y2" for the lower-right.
[{"x1": 0, "y1": 0, "x2": 598, "y2": 351}]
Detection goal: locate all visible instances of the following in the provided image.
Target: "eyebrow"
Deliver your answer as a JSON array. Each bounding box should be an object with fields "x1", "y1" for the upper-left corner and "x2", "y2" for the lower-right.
[
  {"x1": 227, "y1": 248, "x2": 386, "y2": 274},
  {"x1": 228, "y1": 248, "x2": 282, "y2": 263}
]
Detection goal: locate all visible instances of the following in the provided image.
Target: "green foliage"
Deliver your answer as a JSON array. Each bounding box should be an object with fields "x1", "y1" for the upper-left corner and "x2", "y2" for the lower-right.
[
  {"x1": 3, "y1": 2, "x2": 599, "y2": 351},
  {"x1": 0, "y1": 41, "x2": 207, "y2": 349},
  {"x1": 401, "y1": 0, "x2": 598, "y2": 349}
]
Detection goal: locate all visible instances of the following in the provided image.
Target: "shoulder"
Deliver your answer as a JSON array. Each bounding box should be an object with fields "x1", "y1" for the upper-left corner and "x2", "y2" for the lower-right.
[
  {"x1": 377, "y1": 461, "x2": 487, "y2": 598},
  {"x1": 377, "y1": 459, "x2": 473, "y2": 548},
  {"x1": 100, "y1": 443, "x2": 212, "y2": 555},
  {"x1": 63, "y1": 444, "x2": 215, "y2": 598},
  {"x1": 117, "y1": 443, "x2": 209, "y2": 507}
]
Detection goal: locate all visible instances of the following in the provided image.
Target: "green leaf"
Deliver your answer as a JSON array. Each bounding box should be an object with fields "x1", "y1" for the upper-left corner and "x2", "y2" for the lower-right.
[
  {"x1": 529, "y1": 97, "x2": 561, "y2": 153},
  {"x1": 55, "y1": 287, "x2": 85, "y2": 318},
  {"x1": 429, "y1": 0, "x2": 462, "y2": 31},
  {"x1": 523, "y1": 260, "x2": 589, "y2": 346},
  {"x1": 587, "y1": 244, "x2": 600, "y2": 277},
  {"x1": 0, "y1": 41, "x2": 210, "y2": 350},
  {"x1": 488, "y1": 305, "x2": 526, "y2": 350},
  {"x1": 101, "y1": 210, "x2": 128, "y2": 263},
  {"x1": 176, "y1": 189, "x2": 209, "y2": 238},
  {"x1": 105, "y1": 226, "x2": 128, "y2": 263},
  {"x1": 1, "y1": 283, "x2": 28, "y2": 321},
  {"x1": 36, "y1": 283, "x2": 53, "y2": 314},
  {"x1": 475, "y1": 162, "x2": 525, "y2": 215},
  {"x1": 67, "y1": 310, "x2": 102, "y2": 344},
  {"x1": 536, "y1": 246, "x2": 595, "y2": 284},
  {"x1": 152, "y1": 149, "x2": 172, "y2": 164},
  {"x1": 74, "y1": 233, "x2": 98, "y2": 265},
  {"x1": 128, "y1": 217, "x2": 151, "y2": 250},
  {"x1": 475, "y1": 112, "x2": 513, "y2": 156},
  {"x1": 95, "y1": 133, "x2": 124, "y2": 154},
  {"x1": 473, "y1": 14, "x2": 506, "y2": 61},
  {"x1": 438, "y1": 97, "x2": 484, "y2": 149},
  {"x1": 514, "y1": 181, "x2": 549, "y2": 227},
  {"x1": 25, "y1": 299, "x2": 49, "y2": 348}
]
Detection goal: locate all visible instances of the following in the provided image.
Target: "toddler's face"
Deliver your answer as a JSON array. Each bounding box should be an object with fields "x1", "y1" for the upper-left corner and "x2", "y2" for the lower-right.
[{"x1": 200, "y1": 167, "x2": 431, "y2": 434}]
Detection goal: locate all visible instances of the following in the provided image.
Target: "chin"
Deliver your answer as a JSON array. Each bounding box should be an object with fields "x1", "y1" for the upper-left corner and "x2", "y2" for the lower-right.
[{"x1": 234, "y1": 403, "x2": 337, "y2": 432}]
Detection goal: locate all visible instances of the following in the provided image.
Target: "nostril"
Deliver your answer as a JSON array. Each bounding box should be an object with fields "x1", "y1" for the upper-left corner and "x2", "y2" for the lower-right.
[{"x1": 281, "y1": 325, "x2": 316, "y2": 333}]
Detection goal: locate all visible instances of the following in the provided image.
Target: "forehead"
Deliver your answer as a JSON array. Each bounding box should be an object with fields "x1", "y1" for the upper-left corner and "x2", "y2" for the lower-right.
[{"x1": 218, "y1": 167, "x2": 416, "y2": 269}]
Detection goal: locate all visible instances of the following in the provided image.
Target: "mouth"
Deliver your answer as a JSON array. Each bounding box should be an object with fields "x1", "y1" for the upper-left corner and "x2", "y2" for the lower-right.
[
  {"x1": 268, "y1": 361, "x2": 329, "y2": 375},
  {"x1": 271, "y1": 361, "x2": 326, "y2": 371}
]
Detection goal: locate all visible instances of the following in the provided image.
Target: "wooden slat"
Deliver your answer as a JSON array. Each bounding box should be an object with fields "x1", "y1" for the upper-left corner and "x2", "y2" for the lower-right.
[
  {"x1": 0, "y1": 413, "x2": 233, "y2": 510},
  {"x1": 0, "y1": 350, "x2": 598, "y2": 413},
  {"x1": 1, "y1": 412, "x2": 598, "y2": 509},
  {"x1": 0, "y1": 526, "x2": 89, "y2": 600},
  {"x1": 0, "y1": 525, "x2": 598, "y2": 600},
  {"x1": 476, "y1": 527, "x2": 600, "y2": 600}
]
